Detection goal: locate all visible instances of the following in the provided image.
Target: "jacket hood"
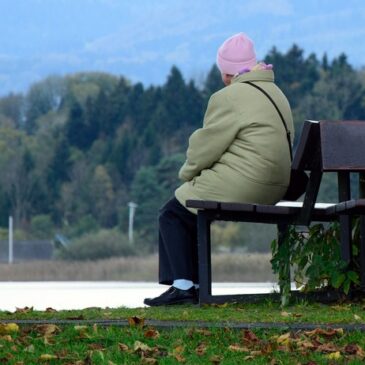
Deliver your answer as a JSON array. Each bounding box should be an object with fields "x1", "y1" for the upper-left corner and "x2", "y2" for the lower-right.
[{"x1": 231, "y1": 70, "x2": 275, "y2": 84}]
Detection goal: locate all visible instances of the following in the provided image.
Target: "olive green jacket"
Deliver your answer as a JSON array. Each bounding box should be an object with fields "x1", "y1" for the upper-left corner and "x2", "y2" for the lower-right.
[{"x1": 175, "y1": 70, "x2": 294, "y2": 212}]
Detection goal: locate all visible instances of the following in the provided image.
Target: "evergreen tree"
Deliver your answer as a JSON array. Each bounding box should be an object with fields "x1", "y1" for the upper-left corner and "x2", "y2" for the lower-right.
[{"x1": 202, "y1": 64, "x2": 223, "y2": 102}]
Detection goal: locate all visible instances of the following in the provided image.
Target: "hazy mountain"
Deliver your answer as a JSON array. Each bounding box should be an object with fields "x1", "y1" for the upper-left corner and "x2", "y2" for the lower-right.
[{"x1": 0, "y1": 0, "x2": 364, "y2": 96}]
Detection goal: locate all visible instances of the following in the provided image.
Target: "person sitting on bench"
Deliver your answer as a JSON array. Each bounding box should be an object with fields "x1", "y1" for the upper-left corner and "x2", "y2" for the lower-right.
[{"x1": 144, "y1": 32, "x2": 294, "y2": 306}]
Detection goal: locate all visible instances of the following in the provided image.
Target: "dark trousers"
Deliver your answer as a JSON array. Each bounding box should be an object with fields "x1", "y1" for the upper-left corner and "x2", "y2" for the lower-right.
[{"x1": 158, "y1": 197, "x2": 198, "y2": 285}]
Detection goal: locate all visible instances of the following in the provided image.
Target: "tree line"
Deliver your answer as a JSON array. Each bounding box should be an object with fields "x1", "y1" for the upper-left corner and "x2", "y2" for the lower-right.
[{"x1": 0, "y1": 44, "x2": 364, "y2": 253}]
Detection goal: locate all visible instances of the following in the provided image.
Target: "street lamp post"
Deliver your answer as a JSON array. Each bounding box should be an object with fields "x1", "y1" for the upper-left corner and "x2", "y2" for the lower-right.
[{"x1": 128, "y1": 202, "x2": 138, "y2": 244}]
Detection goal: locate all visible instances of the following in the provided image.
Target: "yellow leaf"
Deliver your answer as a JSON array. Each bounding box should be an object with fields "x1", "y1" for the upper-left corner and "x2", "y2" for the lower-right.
[
  {"x1": 39, "y1": 354, "x2": 58, "y2": 361},
  {"x1": 281, "y1": 311, "x2": 291, "y2": 317},
  {"x1": 172, "y1": 345, "x2": 185, "y2": 355},
  {"x1": 326, "y1": 351, "x2": 341, "y2": 360},
  {"x1": 354, "y1": 314, "x2": 362, "y2": 321},
  {"x1": 228, "y1": 344, "x2": 249, "y2": 352},
  {"x1": 0, "y1": 323, "x2": 19, "y2": 335},
  {"x1": 276, "y1": 332, "x2": 291, "y2": 344},
  {"x1": 134, "y1": 340, "x2": 152, "y2": 352}
]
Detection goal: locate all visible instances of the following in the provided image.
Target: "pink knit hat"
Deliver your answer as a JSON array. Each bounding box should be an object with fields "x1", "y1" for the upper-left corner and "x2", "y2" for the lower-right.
[{"x1": 216, "y1": 33, "x2": 257, "y2": 75}]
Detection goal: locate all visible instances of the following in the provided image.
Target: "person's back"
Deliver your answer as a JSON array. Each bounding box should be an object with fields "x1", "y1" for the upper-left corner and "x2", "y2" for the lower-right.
[{"x1": 175, "y1": 65, "x2": 293, "y2": 209}]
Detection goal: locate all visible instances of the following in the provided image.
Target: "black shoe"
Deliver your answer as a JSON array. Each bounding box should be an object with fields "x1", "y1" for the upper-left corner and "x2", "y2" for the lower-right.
[{"x1": 144, "y1": 286, "x2": 198, "y2": 306}]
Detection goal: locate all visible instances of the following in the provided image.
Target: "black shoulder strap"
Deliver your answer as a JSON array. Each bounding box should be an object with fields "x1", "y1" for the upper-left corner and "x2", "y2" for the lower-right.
[{"x1": 243, "y1": 81, "x2": 293, "y2": 160}]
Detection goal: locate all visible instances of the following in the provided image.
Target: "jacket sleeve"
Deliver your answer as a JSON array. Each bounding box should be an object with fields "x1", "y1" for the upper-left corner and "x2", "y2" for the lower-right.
[{"x1": 179, "y1": 91, "x2": 242, "y2": 181}]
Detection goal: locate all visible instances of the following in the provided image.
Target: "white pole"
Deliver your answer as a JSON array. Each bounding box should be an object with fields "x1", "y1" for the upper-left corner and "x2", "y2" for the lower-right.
[
  {"x1": 8, "y1": 216, "x2": 13, "y2": 264},
  {"x1": 128, "y1": 202, "x2": 138, "y2": 244}
]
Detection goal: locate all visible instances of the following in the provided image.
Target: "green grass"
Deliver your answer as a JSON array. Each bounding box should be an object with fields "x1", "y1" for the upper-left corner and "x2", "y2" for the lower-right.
[
  {"x1": 1, "y1": 299, "x2": 365, "y2": 325},
  {"x1": 2, "y1": 300, "x2": 365, "y2": 364},
  {"x1": 1, "y1": 320, "x2": 365, "y2": 364}
]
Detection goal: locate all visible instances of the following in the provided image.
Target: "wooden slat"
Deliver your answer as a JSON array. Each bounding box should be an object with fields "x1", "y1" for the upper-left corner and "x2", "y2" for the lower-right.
[
  {"x1": 320, "y1": 121, "x2": 365, "y2": 171},
  {"x1": 186, "y1": 200, "x2": 219, "y2": 209},
  {"x1": 256, "y1": 204, "x2": 296, "y2": 215},
  {"x1": 220, "y1": 202, "x2": 255, "y2": 212}
]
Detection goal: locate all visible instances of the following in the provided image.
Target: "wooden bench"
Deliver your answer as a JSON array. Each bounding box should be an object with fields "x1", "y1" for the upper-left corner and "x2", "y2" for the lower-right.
[{"x1": 186, "y1": 120, "x2": 365, "y2": 304}]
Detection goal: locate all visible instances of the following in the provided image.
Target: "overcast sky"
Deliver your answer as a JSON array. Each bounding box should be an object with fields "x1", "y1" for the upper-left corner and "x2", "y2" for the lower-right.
[{"x1": 0, "y1": 0, "x2": 364, "y2": 96}]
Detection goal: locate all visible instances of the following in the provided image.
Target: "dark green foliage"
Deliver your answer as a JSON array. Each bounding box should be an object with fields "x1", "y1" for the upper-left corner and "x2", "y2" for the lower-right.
[
  {"x1": 265, "y1": 44, "x2": 320, "y2": 109},
  {"x1": 271, "y1": 222, "x2": 361, "y2": 305}
]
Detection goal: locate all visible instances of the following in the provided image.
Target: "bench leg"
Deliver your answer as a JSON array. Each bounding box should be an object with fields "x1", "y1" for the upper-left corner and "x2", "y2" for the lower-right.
[
  {"x1": 339, "y1": 215, "x2": 352, "y2": 265},
  {"x1": 277, "y1": 224, "x2": 291, "y2": 305},
  {"x1": 360, "y1": 216, "x2": 365, "y2": 291},
  {"x1": 197, "y1": 212, "x2": 212, "y2": 304}
]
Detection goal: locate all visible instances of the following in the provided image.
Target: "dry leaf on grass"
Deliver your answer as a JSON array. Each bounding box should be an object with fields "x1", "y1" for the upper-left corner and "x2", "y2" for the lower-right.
[
  {"x1": 15, "y1": 307, "x2": 33, "y2": 314},
  {"x1": 0, "y1": 323, "x2": 19, "y2": 335},
  {"x1": 128, "y1": 316, "x2": 145, "y2": 327},
  {"x1": 195, "y1": 342, "x2": 208, "y2": 356},
  {"x1": 144, "y1": 328, "x2": 160, "y2": 339},
  {"x1": 228, "y1": 344, "x2": 249, "y2": 352},
  {"x1": 118, "y1": 343, "x2": 129, "y2": 352}
]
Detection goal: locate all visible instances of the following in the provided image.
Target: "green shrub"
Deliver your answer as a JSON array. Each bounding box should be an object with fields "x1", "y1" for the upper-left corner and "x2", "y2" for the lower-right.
[
  {"x1": 30, "y1": 214, "x2": 54, "y2": 238},
  {"x1": 57, "y1": 228, "x2": 137, "y2": 260}
]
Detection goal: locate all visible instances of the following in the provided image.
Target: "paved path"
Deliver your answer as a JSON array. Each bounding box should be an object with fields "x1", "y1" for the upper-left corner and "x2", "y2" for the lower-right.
[
  {"x1": 0, "y1": 281, "x2": 280, "y2": 310},
  {"x1": 0, "y1": 318, "x2": 363, "y2": 331}
]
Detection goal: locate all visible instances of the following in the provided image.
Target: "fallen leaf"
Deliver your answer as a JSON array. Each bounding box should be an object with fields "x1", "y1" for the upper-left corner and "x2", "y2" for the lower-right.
[
  {"x1": 118, "y1": 343, "x2": 129, "y2": 352},
  {"x1": 354, "y1": 314, "x2": 362, "y2": 321},
  {"x1": 0, "y1": 335, "x2": 13, "y2": 342},
  {"x1": 134, "y1": 340, "x2": 153, "y2": 353},
  {"x1": 195, "y1": 342, "x2": 207, "y2": 356},
  {"x1": 34, "y1": 324, "x2": 60, "y2": 337},
  {"x1": 128, "y1": 316, "x2": 145, "y2": 327},
  {"x1": 15, "y1": 307, "x2": 33, "y2": 314},
  {"x1": 325, "y1": 351, "x2": 341, "y2": 360},
  {"x1": 45, "y1": 307, "x2": 57, "y2": 313},
  {"x1": 174, "y1": 354, "x2": 186, "y2": 363},
  {"x1": 39, "y1": 354, "x2": 58, "y2": 361},
  {"x1": 304, "y1": 328, "x2": 343, "y2": 338},
  {"x1": 316, "y1": 343, "x2": 339, "y2": 353},
  {"x1": 24, "y1": 345, "x2": 35, "y2": 353},
  {"x1": 88, "y1": 343, "x2": 105, "y2": 351},
  {"x1": 195, "y1": 329, "x2": 212, "y2": 336},
  {"x1": 228, "y1": 344, "x2": 249, "y2": 352},
  {"x1": 243, "y1": 355, "x2": 254, "y2": 360},
  {"x1": 281, "y1": 311, "x2": 291, "y2": 317},
  {"x1": 276, "y1": 332, "x2": 291, "y2": 345},
  {"x1": 243, "y1": 329, "x2": 259, "y2": 344},
  {"x1": 144, "y1": 329, "x2": 160, "y2": 339},
  {"x1": 0, "y1": 323, "x2": 19, "y2": 335}
]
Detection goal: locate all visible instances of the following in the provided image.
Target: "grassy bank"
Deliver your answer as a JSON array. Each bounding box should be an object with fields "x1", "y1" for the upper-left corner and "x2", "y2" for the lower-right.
[
  {"x1": 1, "y1": 300, "x2": 365, "y2": 364},
  {"x1": 0, "y1": 253, "x2": 275, "y2": 282}
]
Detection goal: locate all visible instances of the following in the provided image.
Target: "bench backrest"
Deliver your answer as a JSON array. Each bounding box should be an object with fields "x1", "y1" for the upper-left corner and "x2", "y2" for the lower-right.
[{"x1": 292, "y1": 120, "x2": 365, "y2": 224}]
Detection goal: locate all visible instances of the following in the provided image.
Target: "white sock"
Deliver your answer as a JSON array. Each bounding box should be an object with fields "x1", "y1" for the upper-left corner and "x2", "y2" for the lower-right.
[{"x1": 173, "y1": 279, "x2": 193, "y2": 290}]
